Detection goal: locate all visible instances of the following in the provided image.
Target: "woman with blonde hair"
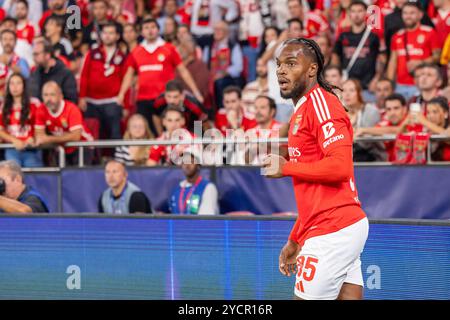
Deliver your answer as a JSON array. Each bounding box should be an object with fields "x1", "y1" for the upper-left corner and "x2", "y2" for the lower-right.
[{"x1": 115, "y1": 114, "x2": 154, "y2": 166}]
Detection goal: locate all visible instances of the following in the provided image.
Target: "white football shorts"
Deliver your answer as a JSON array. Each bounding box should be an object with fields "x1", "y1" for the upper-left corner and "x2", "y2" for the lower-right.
[{"x1": 294, "y1": 217, "x2": 369, "y2": 300}]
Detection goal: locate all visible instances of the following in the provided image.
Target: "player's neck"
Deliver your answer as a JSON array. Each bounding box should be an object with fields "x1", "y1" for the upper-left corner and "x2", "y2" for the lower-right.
[{"x1": 293, "y1": 81, "x2": 318, "y2": 106}]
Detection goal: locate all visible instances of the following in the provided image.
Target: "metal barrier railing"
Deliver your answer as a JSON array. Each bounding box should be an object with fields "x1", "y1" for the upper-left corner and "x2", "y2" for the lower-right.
[{"x1": 0, "y1": 135, "x2": 449, "y2": 168}]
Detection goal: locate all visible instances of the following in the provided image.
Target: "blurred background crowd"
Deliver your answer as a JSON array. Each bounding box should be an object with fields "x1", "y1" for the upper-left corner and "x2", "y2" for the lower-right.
[{"x1": 0, "y1": 0, "x2": 448, "y2": 168}]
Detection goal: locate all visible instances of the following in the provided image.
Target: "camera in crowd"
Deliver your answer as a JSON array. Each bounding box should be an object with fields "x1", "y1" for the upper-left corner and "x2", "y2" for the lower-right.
[{"x1": 0, "y1": 178, "x2": 6, "y2": 195}]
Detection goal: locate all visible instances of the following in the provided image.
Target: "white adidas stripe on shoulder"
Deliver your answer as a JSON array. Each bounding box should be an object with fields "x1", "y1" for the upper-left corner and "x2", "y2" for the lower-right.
[
  {"x1": 310, "y1": 91, "x2": 324, "y2": 123},
  {"x1": 310, "y1": 88, "x2": 332, "y2": 123},
  {"x1": 316, "y1": 88, "x2": 331, "y2": 120}
]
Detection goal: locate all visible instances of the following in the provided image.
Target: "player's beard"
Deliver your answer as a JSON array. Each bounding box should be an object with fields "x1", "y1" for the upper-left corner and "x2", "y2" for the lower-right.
[{"x1": 280, "y1": 81, "x2": 305, "y2": 100}]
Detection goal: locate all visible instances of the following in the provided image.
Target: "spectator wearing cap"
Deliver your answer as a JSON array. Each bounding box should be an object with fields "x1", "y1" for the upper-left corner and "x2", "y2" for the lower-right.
[
  {"x1": 168, "y1": 151, "x2": 219, "y2": 215},
  {"x1": 386, "y1": 1, "x2": 441, "y2": 100},
  {"x1": 29, "y1": 39, "x2": 78, "y2": 104},
  {"x1": 99, "y1": 159, "x2": 152, "y2": 214}
]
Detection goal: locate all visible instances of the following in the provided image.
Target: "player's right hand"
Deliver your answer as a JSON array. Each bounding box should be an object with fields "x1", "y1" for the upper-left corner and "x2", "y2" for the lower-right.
[{"x1": 279, "y1": 240, "x2": 300, "y2": 277}]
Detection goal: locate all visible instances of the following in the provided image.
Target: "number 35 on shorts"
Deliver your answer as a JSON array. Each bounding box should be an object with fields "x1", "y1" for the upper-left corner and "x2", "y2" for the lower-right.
[{"x1": 296, "y1": 255, "x2": 319, "y2": 293}]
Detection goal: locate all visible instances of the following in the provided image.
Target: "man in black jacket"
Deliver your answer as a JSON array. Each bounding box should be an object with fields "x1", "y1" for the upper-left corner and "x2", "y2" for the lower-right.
[{"x1": 29, "y1": 39, "x2": 78, "y2": 103}]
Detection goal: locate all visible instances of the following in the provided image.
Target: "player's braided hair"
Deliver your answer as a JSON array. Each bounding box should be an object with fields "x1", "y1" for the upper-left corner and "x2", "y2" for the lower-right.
[{"x1": 283, "y1": 37, "x2": 341, "y2": 97}]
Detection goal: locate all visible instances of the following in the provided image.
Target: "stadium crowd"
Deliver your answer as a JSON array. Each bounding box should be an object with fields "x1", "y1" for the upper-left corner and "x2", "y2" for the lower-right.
[{"x1": 0, "y1": 0, "x2": 448, "y2": 168}]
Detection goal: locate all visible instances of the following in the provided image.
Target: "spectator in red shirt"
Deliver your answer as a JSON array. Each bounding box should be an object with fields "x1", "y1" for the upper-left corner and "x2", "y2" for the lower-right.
[
  {"x1": 287, "y1": 0, "x2": 329, "y2": 38},
  {"x1": 355, "y1": 93, "x2": 408, "y2": 161},
  {"x1": 15, "y1": 0, "x2": 39, "y2": 46},
  {"x1": 147, "y1": 106, "x2": 194, "y2": 166},
  {"x1": 34, "y1": 81, "x2": 93, "y2": 166},
  {"x1": 0, "y1": 29, "x2": 30, "y2": 96},
  {"x1": 387, "y1": 1, "x2": 441, "y2": 100},
  {"x1": 432, "y1": 0, "x2": 450, "y2": 48},
  {"x1": 0, "y1": 73, "x2": 42, "y2": 167},
  {"x1": 245, "y1": 95, "x2": 283, "y2": 165},
  {"x1": 214, "y1": 85, "x2": 257, "y2": 136},
  {"x1": 153, "y1": 80, "x2": 210, "y2": 135},
  {"x1": 39, "y1": 0, "x2": 67, "y2": 31},
  {"x1": 79, "y1": 22, "x2": 127, "y2": 140},
  {"x1": 118, "y1": 18, "x2": 203, "y2": 136}
]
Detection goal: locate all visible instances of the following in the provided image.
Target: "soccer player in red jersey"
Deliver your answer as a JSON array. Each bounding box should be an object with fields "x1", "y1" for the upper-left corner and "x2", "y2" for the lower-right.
[{"x1": 263, "y1": 38, "x2": 369, "y2": 300}]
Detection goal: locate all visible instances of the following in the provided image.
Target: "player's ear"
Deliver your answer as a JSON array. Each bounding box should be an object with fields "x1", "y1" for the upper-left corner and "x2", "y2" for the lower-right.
[{"x1": 309, "y1": 62, "x2": 319, "y2": 78}]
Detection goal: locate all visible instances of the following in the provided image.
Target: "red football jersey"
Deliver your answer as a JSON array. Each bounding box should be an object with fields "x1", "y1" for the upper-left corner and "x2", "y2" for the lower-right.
[
  {"x1": 35, "y1": 100, "x2": 93, "y2": 153},
  {"x1": 282, "y1": 84, "x2": 366, "y2": 246},
  {"x1": 17, "y1": 21, "x2": 38, "y2": 45},
  {"x1": 148, "y1": 129, "x2": 196, "y2": 164},
  {"x1": 0, "y1": 100, "x2": 40, "y2": 141},
  {"x1": 127, "y1": 41, "x2": 182, "y2": 101},
  {"x1": 303, "y1": 10, "x2": 329, "y2": 39},
  {"x1": 433, "y1": 9, "x2": 450, "y2": 48},
  {"x1": 215, "y1": 108, "x2": 257, "y2": 136},
  {"x1": 391, "y1": 25, "x2": 440, "y2": 85}
]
